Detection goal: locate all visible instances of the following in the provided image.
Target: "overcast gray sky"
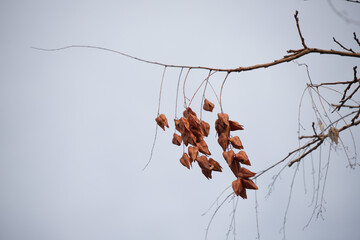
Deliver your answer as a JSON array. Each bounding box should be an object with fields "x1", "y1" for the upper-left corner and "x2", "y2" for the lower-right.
[{"x1": 1, "y1": 1, "x2": 360, "y2": 239}]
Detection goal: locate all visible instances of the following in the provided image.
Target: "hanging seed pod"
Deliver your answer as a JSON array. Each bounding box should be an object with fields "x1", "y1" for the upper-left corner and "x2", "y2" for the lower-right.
[
  {"x1": 237, "y1": 168, "x2": 256, "y2": 179},
  {"x1": 229, "y1": 160, "x2": 241, "y2": 177},
  {"x1": 179, "y1": 117, "x2": 190, "y2": 133},
  {"x1": 209, "y1": 158, "x2": 222, "y2": 172},
  {"x1": 197, "y1": 140, "x2": 211, "y2": 155},
  {"x1": 234, "y1": 151, "x2": 251, "y2": 166},
  {"x1": 201, "y1": 168, "x2": 212, "y2": 179},
  {"x1": 242, "y1": 178, "x2": 258, "y2": 190},
  {"x1": 218, "y1": 132, "x2": 229, "y2": 151},
  {"x1": 239, "y1": 188, "x2": 247, "y2": 199},
  {"x1": 203, "y1": 99, "x2": 215, "y2": 112},
  {"x1": 174, "y1": 119, "x2": 181, "y2": 132},
  {"x1": 180, "y1": 153, "x2": 191, "y2": 169},
  {"x1": 222, "y1": 150, "x2": 234, "y2": 166},
  {"x1": 188, "y1": 146, "x2": 199, "y2": 162},
  {"x1": 196, "y1": 155, "x2": 211, "y2": 170},
  {"x1": 155, "y1": 114, "x2": 169, "y2": 131},
  {"x1": 183, "y1": 107, "x2": 197, "y2": 118},
  {"x1": 182, "y1": 130, "x2": 197, "y2": 146},
  {"x1": 215, "y1": 113, "x2": 230, "y2": 136},
  {"x1": 188, "y1": 113, "x2": 201, "y2": 128},
  {"x1": 232, "y1": 178, "x2": 244, "y2": 197},
  {"x1": 229, "y1": 136, "x2": 244, "y2": 149},
  {"x1": 172, "y1": 133, "x2": 182, "y2": 146},
  {"x1": 200, "y1": 121, "x2": 210, "y2": 137},
  {"x1": 229, "y1": 120, "x2": 244, "y2": 131}
]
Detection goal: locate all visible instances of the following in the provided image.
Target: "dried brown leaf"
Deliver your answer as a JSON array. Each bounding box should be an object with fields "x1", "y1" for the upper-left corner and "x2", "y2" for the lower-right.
[
  {"x1": 237, "y1": 167, "x2": 256, "y2": 178},
  {"x1": 155, "y1": 114, "x2": 169, "y2": 131},
  {"x1": 180, "y1": 153, "x2": 191, "y2": 169},
  {"x1": 229, "y1": 136, "x2": 244, "y2": 149},
  {"x1": 234, "y1": 151, "x2": 251, "y2": 166},
  {"x1": 328, "y1": 127, "x2": 339, "y2": 145},
  {"x1": 229, "y1": 120, "x2": 244, "y2": 131},
  {"x1": 222, "y1": 150, "x2": 234, "y2": 166},
  {"x1": 242, "y1": 178, "x2": 258, "y2": 190},
  {"x1": 203, "y1": 99, "x2": 215, "y2": 112},
  {"x1": 188, "y1": 146, "x2": 199, "y2": 161},
  {"x1": 197, "y1": 140, "x2": 211, "y2": 155},
  {"x1": 200, "y1": 120, "x2": 210, "y2": 137},
  {"x1": 209, "y1": 158, "x2": 222, "y2": 172},
  {"x1": 172, "y1": 133, "x2": 182, "y2": 146},
  {"x1": 218, "y1": 132, "x2": 229, "y2": 151}
]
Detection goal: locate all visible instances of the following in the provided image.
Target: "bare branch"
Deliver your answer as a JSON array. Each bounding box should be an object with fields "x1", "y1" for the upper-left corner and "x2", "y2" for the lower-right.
[
  {"x1": 294, "y1": 11, "x2": 308, "y2": 48},
  {"x1": 346, "y1": 0, "x2": 360, "y2": 3},
  {"x1": 333, "y1": 37, "x2": 355, "y2": 53},
  {"x1": 354, "y1": 32, "x2": 360, "y2": 46}
]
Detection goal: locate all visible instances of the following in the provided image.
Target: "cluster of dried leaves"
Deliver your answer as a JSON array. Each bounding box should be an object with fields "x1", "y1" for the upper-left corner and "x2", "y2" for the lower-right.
[{"x1": 155, "y1": 99, "x2": 258, "y2": 199}]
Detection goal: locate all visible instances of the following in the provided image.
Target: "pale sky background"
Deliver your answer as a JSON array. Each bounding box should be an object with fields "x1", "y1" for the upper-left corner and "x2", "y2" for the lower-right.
[{"x1": 0, "y1": 1, "x2": 360, "y2": 240}]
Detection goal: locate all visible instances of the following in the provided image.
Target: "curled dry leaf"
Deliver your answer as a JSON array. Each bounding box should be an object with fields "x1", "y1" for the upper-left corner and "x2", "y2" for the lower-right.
[
  {"x1": 328, "y1": 127, "x2": 339, "y2": 145},
  {"x1": 237, "y1": 167, "x2": 256, "y2": 179},
  {"x1": 209, "y1": 158, "x2": 222, "y2": 172},
  {"x1": 155, "y1": 114, "x2": 169, "y2": 131},
  {"x1": 180, "y1": 153, "x2": 191, "y2": 169},
  {"x1": 201, "y1": 168, "x2": 212, "y2": 179},
  {"x1": 222, "y1": 150, "x2": 234, "y2": 166},
  {"x1": 172, "y1": 133, "x2": 182, "y2": 146},
  {"x1": 242, "y1": 178, "x2": 258, "y2": 190},
  {"x1": 183, "y1": 107, "x2": 197, "y2": 119},
  {"x1": 229, "y1": 120, "x2": 244, "y2": 131},
  {"x1": 200, "y1": 121, "x2": 210, "y2": 137},
  {"x1": 218, "y1": 132, "x2": 229, "y2": 151},
  {"x1": 203, "y1": 99, "x2": 215, "y2": 112},
  {"x1": 188, "y1": 146, "x2": 199, "y2": 162},
  {"x1": 234, "y1": 151, "x2": 251, "y2": 166},
  {"x1": 197, "y1": 140, "x2": 211, "y2": 155},
  {"x1": 196, "y1": 155, "x2": 211, "y2": 170},
  {"x1": 229, "y1": 136, "x2": 244, "y2": 149}
]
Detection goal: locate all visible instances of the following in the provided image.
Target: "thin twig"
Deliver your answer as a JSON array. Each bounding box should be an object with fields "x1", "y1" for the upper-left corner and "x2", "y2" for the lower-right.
[
  {"x1": 174, "y1": 68, "x2": 184, "y2": 120},
  {"x1": 219, "y1": 72, "x2": 230, "y2": 113},
  {"x1": 333, "y1": 37, "x2": 355, "y2": 53},
  {"x1": 205, "y1": 193, "x2": 234, "y2": 240},
  {"x1": 354, "y1": 32, "x2": 360, "y2": 46},
  {"x1": 32, "y1": 45, "x2": 360, "y2": 73},
  {"x1": 294, "y1": 11, "x2": 307, "y2": 48}
]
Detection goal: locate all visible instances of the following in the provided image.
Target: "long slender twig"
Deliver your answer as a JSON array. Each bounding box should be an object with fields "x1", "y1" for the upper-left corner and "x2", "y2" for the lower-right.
[{"x1": 333, "y1": 37, "x2": 355, "y2": 53}]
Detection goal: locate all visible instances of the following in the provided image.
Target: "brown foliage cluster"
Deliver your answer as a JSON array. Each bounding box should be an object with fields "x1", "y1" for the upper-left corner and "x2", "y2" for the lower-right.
[{"x1": 156, "y1": 98, "x2": 258, "y2": 199}]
